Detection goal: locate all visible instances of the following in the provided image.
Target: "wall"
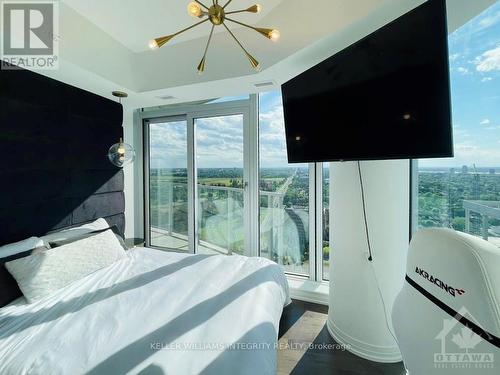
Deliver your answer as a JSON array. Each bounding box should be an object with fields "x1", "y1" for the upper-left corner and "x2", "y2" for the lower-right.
[
  {"x1": 327, "y1": 160, "x2": 409, "y2": 362},
  {"x1": 123, "y1": 107, "x2": 144, "y2": 239},
  {"x1": 0, "y1": 65, "x2": 125, "y2": 245}
]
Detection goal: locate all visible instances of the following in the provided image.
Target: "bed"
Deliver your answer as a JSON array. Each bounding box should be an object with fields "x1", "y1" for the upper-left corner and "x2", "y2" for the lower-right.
[
  {"x1": 0, "y1": 247, "x2": 290, "y2": 375},
  {"x1": 1, "y1": 68, "x2": 290, "y2": 374}
]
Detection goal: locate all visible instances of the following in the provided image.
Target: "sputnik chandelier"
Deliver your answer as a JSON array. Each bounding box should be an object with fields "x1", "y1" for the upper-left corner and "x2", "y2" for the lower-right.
[{"x1": 148, "y1": 1, "x2": 280, "y2": 74}]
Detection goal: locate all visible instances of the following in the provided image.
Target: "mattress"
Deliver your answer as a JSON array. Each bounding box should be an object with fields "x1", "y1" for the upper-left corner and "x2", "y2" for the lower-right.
[{"x1": 0, "y1": 248, "x2": 290, "y2": 374}]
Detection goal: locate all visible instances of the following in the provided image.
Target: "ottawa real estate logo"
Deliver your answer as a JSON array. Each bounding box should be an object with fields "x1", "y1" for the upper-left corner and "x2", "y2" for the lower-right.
[{"x1": 434, "y1": 307, "x2": 495, "y2": 371}]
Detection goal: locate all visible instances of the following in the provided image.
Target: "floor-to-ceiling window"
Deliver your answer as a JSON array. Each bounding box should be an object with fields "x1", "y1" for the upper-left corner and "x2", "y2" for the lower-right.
[
  {"x1": 144, "y1": 94, "x2": 329, "y2": 283},
  {"x1": 258, "y1": 91, "x2": 310, "y2": 276},
  {"x1": 195, "y1": 115, "x2": 245, "y2": 255},
  {"x1": 258, "y1": 91, "x2": 329, "y2": 281},
  {"x1": 145, "y1": 99, "x2": 253, "y2": 257},
  {"x1": 414, "y1": 2, "x2": 500, "y2": 246},
  {"x1": 322, "y1": 163, "x2": 330, "y2": 281},
  {"x1": 148, "y1": 118, "x2": 189, "y2": 251}
]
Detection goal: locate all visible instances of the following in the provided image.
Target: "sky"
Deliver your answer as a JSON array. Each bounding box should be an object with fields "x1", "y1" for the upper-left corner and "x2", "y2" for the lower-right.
[
  {"x1": 420, "y1": 1, "x2": 500, "y2": 168},
  {"x1": 151, "y1": 1, "x2": 500, "y2": 170}
]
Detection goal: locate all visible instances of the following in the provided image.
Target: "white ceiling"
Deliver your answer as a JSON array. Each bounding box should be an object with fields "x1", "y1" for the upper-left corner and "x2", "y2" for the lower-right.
[
  {"x1": 62, "y1": 0, "x2": 284, "y2": 52},
  {"x1": 28, "y1": 0, "x2": 498, "y2": 110}
]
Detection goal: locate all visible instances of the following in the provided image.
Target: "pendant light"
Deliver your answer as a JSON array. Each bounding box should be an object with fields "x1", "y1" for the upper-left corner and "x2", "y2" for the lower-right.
[{"x1": 108, "y1": 91, "x2": 136, "y2": 167}]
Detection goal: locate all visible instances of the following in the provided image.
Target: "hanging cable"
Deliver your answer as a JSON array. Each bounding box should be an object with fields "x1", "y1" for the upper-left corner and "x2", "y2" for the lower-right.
[
  {"x1": 357, "y1": 161, "x2": 401, "y2": 349},
  {"x1": 357, "y1": 161, "x2": 373, "y2": 262}
]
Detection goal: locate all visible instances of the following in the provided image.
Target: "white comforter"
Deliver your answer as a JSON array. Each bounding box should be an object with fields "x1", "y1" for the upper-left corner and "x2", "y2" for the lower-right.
[{"x1": 0, "y1": 248, "x2": 290, "y2": 375}]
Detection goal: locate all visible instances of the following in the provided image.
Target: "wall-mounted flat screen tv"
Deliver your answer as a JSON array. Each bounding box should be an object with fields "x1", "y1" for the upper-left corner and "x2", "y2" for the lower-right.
[{"x1": 282, "y1": 0, "x2": 452, "y2": 163}]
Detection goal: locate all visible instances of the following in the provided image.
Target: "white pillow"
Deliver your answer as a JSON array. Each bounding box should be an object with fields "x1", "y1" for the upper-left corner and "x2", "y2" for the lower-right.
[
  {"x1": 40, "y1": 218, "x2": 110, "y2": 244},
  {"x1": 0, "y1": 237, "x2": 44, "y2": 258},
  {"x1": 5, "y1": 229, "x2": 126, "y2": 303}
]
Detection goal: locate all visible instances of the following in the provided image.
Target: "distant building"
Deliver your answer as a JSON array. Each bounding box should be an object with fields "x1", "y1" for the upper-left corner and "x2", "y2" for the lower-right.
[
  {"x1": 449, "y1": 168, "x2": 456, "y2": 174},
  {"x1": 489, "y1": 169, "x2": 496, "y2": 175},
  {"x1": 462, "y1": 165, "x2": 469, "y2": 174}
]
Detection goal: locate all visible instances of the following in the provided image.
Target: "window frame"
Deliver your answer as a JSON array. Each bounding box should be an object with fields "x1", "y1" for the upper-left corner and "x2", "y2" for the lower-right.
[{"x1": 142, "y1": 93, "x2": 330, "y2": 284}]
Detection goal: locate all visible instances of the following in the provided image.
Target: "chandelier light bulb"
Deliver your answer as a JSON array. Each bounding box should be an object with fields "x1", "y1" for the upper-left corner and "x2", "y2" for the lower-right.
[
  {"x1": 187, "y1": 2, "x2": 203, "y2": 17},
  {"x1": 148, "y1": 39, "x2": 159, "y2": 50},
  {"x1": 255, "y1": 4, "x2": 262, "y2": 13},
  {"x1": 269, "y1": 29, "x2": 280, "y2": 42}
]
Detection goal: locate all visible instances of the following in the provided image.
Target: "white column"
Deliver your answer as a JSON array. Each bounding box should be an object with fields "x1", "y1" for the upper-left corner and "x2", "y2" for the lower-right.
[
  {"x1": 123, "y1": 107, "x2": 143, "y2": 239},
  {"x1": 328, "y1": 160, "x2": 409, "y2": 363}
]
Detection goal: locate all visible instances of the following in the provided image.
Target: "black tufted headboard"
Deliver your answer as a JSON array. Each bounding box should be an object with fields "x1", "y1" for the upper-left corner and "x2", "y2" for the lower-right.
[{"x1": 0, "y1": 64, "x2": 125, "y2": 245}]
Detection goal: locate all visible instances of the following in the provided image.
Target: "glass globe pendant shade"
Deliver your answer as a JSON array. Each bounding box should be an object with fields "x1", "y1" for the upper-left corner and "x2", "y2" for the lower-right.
[{"x1": 108, "y1": 138, "x2": 135, "y2": 167}]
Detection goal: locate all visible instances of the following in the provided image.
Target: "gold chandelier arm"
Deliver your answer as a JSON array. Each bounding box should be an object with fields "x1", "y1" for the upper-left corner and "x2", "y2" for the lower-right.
[
  {"x1": 195, "y1": 0, "x2": 210, "y2": 11},
  {"x1": 226, "y1": 5, "x2": 260, "y2": 15},
  {"x1": 222, "y1": 0, "x2": 233, "y2": 9},
  {"x1": 225, "y1": 9, "x2": 251, "y2": 15},
  {"x1": 173, "y1": 17, "x2": 210, "y2": 37},
  {"x1": 226, "y1": 17, "x2": 277, "y2": 40},
  {"x1": 225, "y1": 10, "x2": 243, "y2": 15},
  {"x1": 203, "y1": 25, "x2": 215, "y2": 57},
  {"x1": 198, "y1": 24, "x2": 215, "y2": 67},
  {"x1": 222, "y1": 23, "x2": 260, "y2": 70},
  {"x1": 225, "y1": 17, "x2": 258, "y2": 32}
]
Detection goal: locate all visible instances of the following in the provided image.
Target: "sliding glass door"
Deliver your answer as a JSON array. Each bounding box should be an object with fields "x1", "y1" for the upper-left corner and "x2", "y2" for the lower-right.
[
  {"x1": 145, "y1": 100, "x2": 255, "y2": 257},
  {"x1": 144, "y1": 93, "x2": 328, "y2": 283},
  {"x1": 195, "y1": 114, "x2": 246, "y2": 255},
  {"x1": 147, "y1": 118, "x2": 189, "y2": 251}
]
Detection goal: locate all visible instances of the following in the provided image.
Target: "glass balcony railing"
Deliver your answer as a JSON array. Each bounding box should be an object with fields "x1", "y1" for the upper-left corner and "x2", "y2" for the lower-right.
[
  {"x1": 417, "y1": 168, "x2": 500, "y2": 247},
  {"x1": 150, "y1": 182, "x2": 311, "y2": 265}
]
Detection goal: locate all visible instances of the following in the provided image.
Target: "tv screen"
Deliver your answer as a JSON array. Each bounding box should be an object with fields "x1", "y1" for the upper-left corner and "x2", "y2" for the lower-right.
[{"x1": 282, "y1": 0, "x2": 452, "y2": 163}]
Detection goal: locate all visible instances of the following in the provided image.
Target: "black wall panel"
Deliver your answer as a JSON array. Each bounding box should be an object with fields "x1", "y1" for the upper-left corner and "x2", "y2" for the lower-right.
[{"x1": 0, "y1": 64, "x2": 125, "y2": 245}]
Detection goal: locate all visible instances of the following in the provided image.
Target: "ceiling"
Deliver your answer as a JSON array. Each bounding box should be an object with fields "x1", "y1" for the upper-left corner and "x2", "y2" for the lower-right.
[
  {"x1": 62, "y1": 0, "x2": 284, "y2": 52},
  {"x1": 24, "y1": 0, "x2": 498, "y2": 109}
]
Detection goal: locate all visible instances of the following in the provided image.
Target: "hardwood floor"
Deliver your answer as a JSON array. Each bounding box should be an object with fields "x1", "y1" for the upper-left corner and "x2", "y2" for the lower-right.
[{"x1": 278, "y1": 300, "x2": 407, "y2": 375}]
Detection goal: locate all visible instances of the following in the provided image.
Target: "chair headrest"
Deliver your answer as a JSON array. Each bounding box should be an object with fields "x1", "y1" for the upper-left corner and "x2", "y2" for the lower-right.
[{"x1": 407, "y1": 228, "x2": 500, "y2": 336}]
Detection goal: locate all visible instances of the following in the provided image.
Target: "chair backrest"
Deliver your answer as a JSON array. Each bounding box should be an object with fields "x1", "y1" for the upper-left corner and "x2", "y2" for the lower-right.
[{"x1": 392, "y1": 228, "x2": 500, "y2": 375}]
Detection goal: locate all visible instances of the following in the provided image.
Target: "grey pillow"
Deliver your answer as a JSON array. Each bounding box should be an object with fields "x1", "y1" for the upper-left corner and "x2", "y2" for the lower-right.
[
  {"x1": 6, "y1": 230, "x2": 127, "y2": 303},
  {"x1": 0, "y1": 246, "x2": 49, "y2": 307}
]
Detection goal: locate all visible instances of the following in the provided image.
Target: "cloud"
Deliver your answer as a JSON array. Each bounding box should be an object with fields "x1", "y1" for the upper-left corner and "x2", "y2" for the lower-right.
[
  {"x1": 454, "y1": 128, "x2": 470, "y2": 139},
  {"x1": 481, "y1": 77, "x2": 493, "y2": 82},
  {"x1": 479, "y1": 11, "x2": 500, "y2": 29},
  {"x1": 452, "y1": 141, "x2": 500, "y2": 166},
  {"x1": 149, "y1": 121, "x2": 188, "y2": 169},
  {"x1": 456, "y1": 67, "x2": 470, "y2": 75},
  {"x1": 148, "y1": 115, "x2": 246, "y2": 169},
  {"x1": 195, "y1": 115, "x2": 244, "y2": 168},
  {"x1": 475, "y1": 46, "x2": 500, "y2": 72},
  {"x1": 449, "y1": 53, "x2": 460, "y2": 62},
  {"x1": 259, "y1": 104, "x2": 289, "y2": 167},
  {"x1": 480, "y1": 118, "x2": 491, "y2": 125}
]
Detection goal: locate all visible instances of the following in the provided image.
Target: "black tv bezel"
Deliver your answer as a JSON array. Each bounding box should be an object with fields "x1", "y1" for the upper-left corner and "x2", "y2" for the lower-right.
[{"x1": 281, "y1": 0, "x2": 453, "y2": 163}]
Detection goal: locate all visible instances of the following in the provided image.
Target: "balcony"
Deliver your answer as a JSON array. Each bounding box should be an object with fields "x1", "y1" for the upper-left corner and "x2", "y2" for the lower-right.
[
  {"x1": 149, "y1": 183, "x2": 311, "y2": 275},
  {"x1": 463, "y1": 200, "x2": 500, "y2": 247}
]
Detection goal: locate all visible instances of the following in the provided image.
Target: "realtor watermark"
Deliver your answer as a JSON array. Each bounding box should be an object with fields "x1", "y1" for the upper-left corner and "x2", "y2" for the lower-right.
[
  {"x1": 434, "y1": 307, "x2": 495, "y2": 370},
  {"x1": 150, "y1": 340, "x2": 351, "y2": 352},
  {"x1": 1, "y1": 0, "x2": 59, "y2": 70}
]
